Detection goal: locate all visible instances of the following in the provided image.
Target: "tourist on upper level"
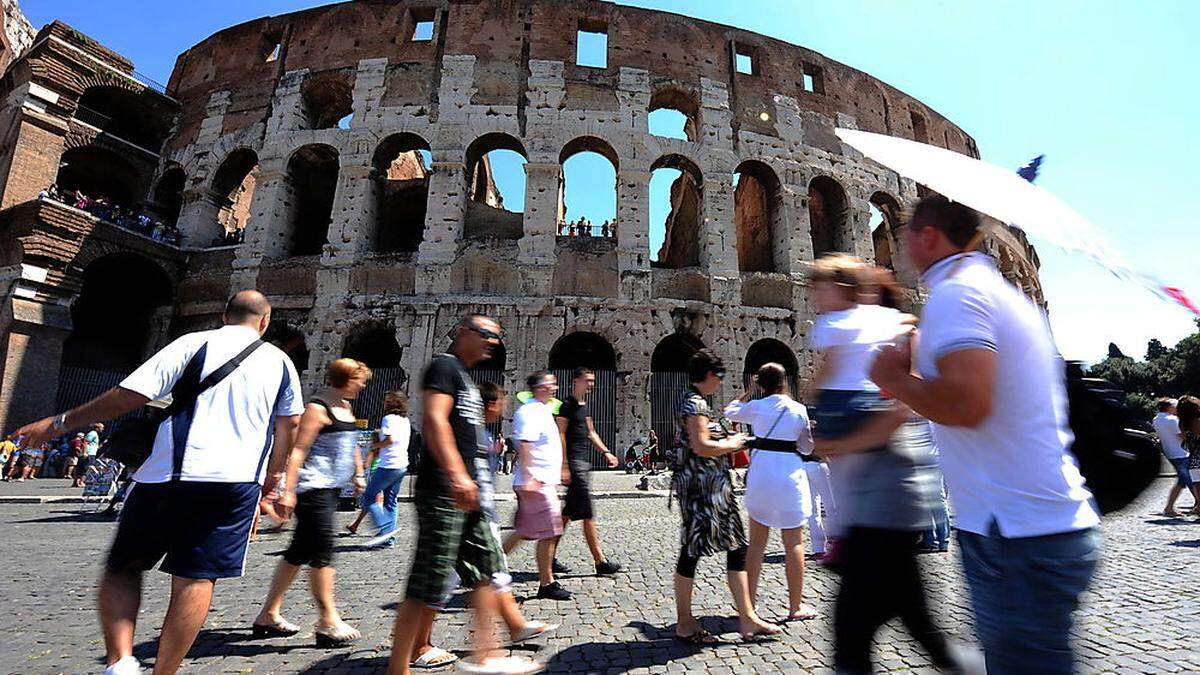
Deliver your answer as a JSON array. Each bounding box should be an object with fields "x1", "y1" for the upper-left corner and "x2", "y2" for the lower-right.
[
  {"x1": 723, "y1": 362, "x2": 819, "y2": 621},
  {"x1": 670, "y1": 349, "x2": 781, "y2": 645},
  {"x1": 253, "y1": 358, "x2": 370, "y2": 648},
  {"x1": 9, "y1": 290, "x2": 304, "y2": 675},
  {"x1": 871, "y1": 196, "x2": 1100, "y2": 675}
]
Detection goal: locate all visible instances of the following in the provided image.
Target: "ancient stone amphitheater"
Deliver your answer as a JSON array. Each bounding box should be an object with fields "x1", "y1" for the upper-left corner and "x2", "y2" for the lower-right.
[{"x1": 0, "y1": 0, "x2": 1043, "y2": 457}]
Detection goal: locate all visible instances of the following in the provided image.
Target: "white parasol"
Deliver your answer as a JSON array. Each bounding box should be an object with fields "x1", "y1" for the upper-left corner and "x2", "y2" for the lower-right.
[{"x1": 835, "y1": 128, "x2": 1198, "y2": 315}]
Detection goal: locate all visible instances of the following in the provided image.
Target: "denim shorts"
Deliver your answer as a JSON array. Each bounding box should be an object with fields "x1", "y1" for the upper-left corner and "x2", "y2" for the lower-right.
[
  {"x1": 811, "y1": 389, "x2": 891, "y2": 446},
  {"x1": 1169, "y1": 457, "x2": 1194, "y2": 488}
]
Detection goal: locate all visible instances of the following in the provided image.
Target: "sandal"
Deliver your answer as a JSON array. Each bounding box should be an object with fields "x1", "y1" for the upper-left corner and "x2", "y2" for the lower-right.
[
  {"x1": 343, "y1": 523, "x2": 359, "y2": 536},
  {"x1": 251, "y1": 618, "x2": 301, "y2": 638},
  {"x1": 314, "y1": 622, "x2": 360, "y2": 648},
  {"x1": 510, "y1": 621, "x2": 559, "y2": 645},
  {"x1": 674, "y1": 628, "x2": 718, "y2": 645},
  {"x1": 411, "y1": 646, "x2": 458, "y2": 669},
  {"x1": 740, "y1": 624, "x2": 783, "y2": 643},
  {"x1": 458, "y1": 655, "x2": 545, "y2": 674}
]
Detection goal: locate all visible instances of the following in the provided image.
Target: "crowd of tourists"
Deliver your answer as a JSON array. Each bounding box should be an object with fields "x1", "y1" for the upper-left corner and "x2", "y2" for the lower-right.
[
  {"x1": 39, "y1": 184, "x2": 183, "y2": 245},
  {"x1": 0, "y1": 423, "x2": 104, "y2": 484},
  {"x1": 5, "y1": 195, "x2": 1134, "y2": 675},
  {"x1": 558, "y1": 217, "x2": 617, "y2": 238}
]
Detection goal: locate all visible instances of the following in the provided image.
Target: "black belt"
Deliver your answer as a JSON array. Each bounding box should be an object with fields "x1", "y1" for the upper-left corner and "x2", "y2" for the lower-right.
[{"x1": 746, "y1": 437, "x2": 820, "y2": 462}]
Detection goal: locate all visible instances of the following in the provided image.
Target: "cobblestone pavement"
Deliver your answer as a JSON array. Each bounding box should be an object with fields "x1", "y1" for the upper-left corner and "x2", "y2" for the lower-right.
[{"x1": 1, "y1": 478, "x2": 1198, "y2": 674}]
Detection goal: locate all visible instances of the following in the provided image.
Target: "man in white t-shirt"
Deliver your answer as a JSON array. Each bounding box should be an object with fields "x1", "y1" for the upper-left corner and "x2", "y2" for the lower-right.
[
  {"x1": 871, "y1": 196, "x2": 1100, "y2": 675},
  {"x1": 1152, "y1": 398, "x2": 1195, "y2": 516},
  {"x1": 11, "y1": 291, "x2": 303, "y2": 675},
  {"x1": 502, "y1": 371, "x2": 571, "y2": 601}
]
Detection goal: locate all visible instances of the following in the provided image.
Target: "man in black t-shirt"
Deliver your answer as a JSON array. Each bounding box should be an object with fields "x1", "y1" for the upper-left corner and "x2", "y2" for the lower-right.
[
  {"x1": 388, "y1": 315, "x2": 541, "y2": 675},
  {"x1": 555, "y1": 367, "x2": 622, "y2": 576}
]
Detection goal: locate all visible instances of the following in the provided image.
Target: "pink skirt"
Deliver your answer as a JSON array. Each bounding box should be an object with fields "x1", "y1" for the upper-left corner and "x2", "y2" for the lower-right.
[{"x1": 514, "y1": 486, "x2": 564, "y2": 540}]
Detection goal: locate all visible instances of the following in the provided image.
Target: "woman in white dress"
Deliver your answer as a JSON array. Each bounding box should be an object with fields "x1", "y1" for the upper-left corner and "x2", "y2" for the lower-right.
[{"x1": 724, "y1": 362, "x2": 819, "y2": 620}]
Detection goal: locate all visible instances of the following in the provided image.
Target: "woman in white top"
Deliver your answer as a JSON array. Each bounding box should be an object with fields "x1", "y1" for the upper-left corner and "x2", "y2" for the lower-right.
[{"x1": 724, "y1": 362, "x2": 819, "y2": 621}]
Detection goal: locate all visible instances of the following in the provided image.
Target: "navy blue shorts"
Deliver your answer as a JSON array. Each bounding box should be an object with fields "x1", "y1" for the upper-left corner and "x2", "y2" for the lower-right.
[{"x1": 106, "y1": 481, "x2": 261, "y2": 580}]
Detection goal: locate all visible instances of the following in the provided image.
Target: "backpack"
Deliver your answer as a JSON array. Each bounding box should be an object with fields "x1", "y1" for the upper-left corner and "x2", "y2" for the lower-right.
[{"x1": 1064, "y1": 363, "x2": 1160, "y2": 515}]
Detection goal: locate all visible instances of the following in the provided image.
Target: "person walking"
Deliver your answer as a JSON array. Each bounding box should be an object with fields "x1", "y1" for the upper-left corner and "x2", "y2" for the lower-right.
[
  {"x1": 503, "y1": 371, "x2": 571, "y2": 601},
  {"x1": 871, "y1": 195, "x2": 1101, "y2": 675},
  {"x1": 555, "y1": 367, "x2": 622, "y2": 577},
  {"x1": 387, "y1": 315, "x2": 542, "y2": 675},
  {"x1": 362, "y1": 391, "x2": 415, "y2": 547},
  {"x1": 801, "y1": 458, "x2": 836, "y2": 559},
  {"x1": 252, "y1": 358, "x2": 371, "y2": 647},
  {"x1": 670, "y1": 349, "x2": 780, "y2": 644},
  {"x1": 1153, "y1": 398, "x2": 1196, "y2": 516},
  {"x1": 723, "y1": 362, "x2": 819, "y2": 621},
  {"x1": 10, "y1": 290, "x2": 304, "y2": 675}
]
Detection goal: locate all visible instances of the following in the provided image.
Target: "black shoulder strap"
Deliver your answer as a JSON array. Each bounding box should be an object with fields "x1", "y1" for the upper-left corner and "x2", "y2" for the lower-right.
[{"x1": 170, "y1": 339, "x2": 266, "y2": 414}]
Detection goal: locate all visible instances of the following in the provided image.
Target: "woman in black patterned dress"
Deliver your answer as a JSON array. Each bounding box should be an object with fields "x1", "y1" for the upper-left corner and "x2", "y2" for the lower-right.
[{"x1": 670, "y1": 349, "x2": 782, "y2": 644}]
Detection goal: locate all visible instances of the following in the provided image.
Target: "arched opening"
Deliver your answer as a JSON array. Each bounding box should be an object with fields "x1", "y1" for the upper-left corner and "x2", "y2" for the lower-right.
[
  {"x1": 342, "y1": 325, "x2": 406, "y2": 426},
  {"x1": 75, "y1": 86, "x2": 166, "y2": 151},
  {"x1": 743, "y1": 338, "x2": 799, "y2": 396},
  {"x1": 300, "y1": 73, "x2": 354, "y2": 130},
  {"x1": 284, "y1": 144, "x2": 339, "y2": 256},
  {"x1": 558, "y1": 137, "x2": 618, "y2": 238},
  {"x1": 648, "y1": 87, "x2": 699, "y2": 141},
  {"x1": 649, "y1": 332, "x2": 705, "y2": 446},
  {"x1": 549, "y1": 332, "x2": 618, "y2": 465},
  {"x1": 870, "y1": 192, "x2": 902, "y2": 271},
  {"x1": 733, "y1": 160, "x2": 782, "y2": 273},
  {"x1": 55, "y1": 146, "x2": 140, "y2": 207},
  {"x1": 151, "y1": 166, "x2": 185, "y2": 226},
  {"x1": 263, "y1": 321, "x2": 310, "y2": 376},
  {"x1": 371, "y1": 133, "x2": 432, "y2": 253},
  {"x1": 210, "y1": 148, "x2": 259, "y2": 244},
  {"x1": 62, "y1": 254, "x2": 173, "y2": 372},
  {"x1": 650, "y1": 155, "x2": 703, "y2": 268},
  {"x1": 464, "y1": 133, "x2": 527, "y2": 240},
  {"x1": 808, "y1": 175, "x2": 850, "y2": 258}
]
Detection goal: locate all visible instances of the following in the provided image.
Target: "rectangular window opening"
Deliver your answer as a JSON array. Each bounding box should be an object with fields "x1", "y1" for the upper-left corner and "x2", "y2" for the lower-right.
[
  {"x1": 264, "y1": 36, "x2": 282, "y2": 63},
  {"x1": 801, "y1": 63, "x2": 824, "y2": 94},
  {"x1": 410, "y1": 8, "x2": 436, "y2": 42},
  {"x1": 576, "y1": 21, "x2": 608, "y2": 69},
  {"x1": 910, "y1": 110, "x2": 928, "y2": 144},
  {"x1": 735, "y1": 51, "x2": 755, "y2": 75}
]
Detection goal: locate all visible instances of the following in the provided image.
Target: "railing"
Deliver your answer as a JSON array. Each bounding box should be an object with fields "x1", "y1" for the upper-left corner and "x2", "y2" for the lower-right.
[{"x1": 133, "y1": 70, "x2": 169, "y2": 95}]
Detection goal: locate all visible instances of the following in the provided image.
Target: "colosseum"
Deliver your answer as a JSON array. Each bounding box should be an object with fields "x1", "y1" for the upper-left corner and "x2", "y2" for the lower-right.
[{"x1": 0, "y1": 0, "x2": 1043, "y2": 458}]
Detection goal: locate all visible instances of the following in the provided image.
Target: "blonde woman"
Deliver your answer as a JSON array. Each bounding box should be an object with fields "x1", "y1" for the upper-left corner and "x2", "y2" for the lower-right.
[{"x1": 252, "y1": 358, "x2": 370, "y2": 647}]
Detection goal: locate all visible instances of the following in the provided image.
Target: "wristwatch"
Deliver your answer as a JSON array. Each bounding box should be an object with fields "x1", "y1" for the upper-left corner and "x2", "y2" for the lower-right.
[{"x1": 51, "y1": 413, "x2": 69, "y2": 433}]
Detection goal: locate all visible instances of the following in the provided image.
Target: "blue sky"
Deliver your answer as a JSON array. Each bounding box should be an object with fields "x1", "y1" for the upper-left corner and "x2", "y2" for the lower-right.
[{"x1": 26, "y1": 1, "x2": 1199, "y2": 362}]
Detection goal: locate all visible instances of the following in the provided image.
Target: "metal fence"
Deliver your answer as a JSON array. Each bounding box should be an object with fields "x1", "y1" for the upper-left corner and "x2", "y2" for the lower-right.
[
  {"x1": 650, "y1": 371, "x2": 693, "y2": 453},
  {"x1": 57, "y1": 366, "x2": 145, "y2": 428},
  {"x1": 354, "y1": 367, "x2": 408, "y2": 428}
]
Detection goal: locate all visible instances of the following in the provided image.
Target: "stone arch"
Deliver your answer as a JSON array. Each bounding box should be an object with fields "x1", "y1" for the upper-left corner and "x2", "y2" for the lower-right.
[
  {"x1": 370, "y1": 132, "x2": 432, "y2": 253},
  {"x1": 649, "y1": 331, "x2": 705, "y2": 447},
  {"x1": 649, "y1": 85, "x2": 700, "y2": 141},
  {"x1": 62, "y1": 252, "x2": 174, "y2": 371},
  {"x1": 151, "y1": 165, "x2": 186, "y2": 225},
  {"x1": 743, "y1": 337, "x2": 799, "y2": 393},
  {"x1": 210, "y1": 147, "x2": 260, "y2": 238},
  {"x1": 463, "y1": 132, "x2": 527, "y2": 239},
  {"x1": 341, "y1": 322, "x2": 407, "y2": 423},
  {"x1": 869, "y1": 191, "x2": 903, "y2": 271},
  {"x1": 300, "y1": 71, "x2": 354, "y2": 130},
  {"x1": 74, "y1": 85, "x2": 168, "y2": 151},
  {"x1": 56, "y1": 145, "x2": 141, "y2": 207},
  {"x1": 559, "y1": 136, "x2": 619, "y2": 237},
  {"x1": 733, "y1": 159, "x2": 783, "y2": 273},
  {"x1": 284, "y1": 143, "x2": 340, "y2": 256},
  {"x1": 808, "y1": 175, "x2": 850, "y2": 258},
  {"x1": 549, "y1": 331, "x2": 618, "y2": 371},
  {"x1": 650, "y1": 154, "x2": 703, "y2": 268}
]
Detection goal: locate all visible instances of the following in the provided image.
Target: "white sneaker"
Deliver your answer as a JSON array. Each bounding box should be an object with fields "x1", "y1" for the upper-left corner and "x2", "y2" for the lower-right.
[
  {"x1": 947, "y1": 641, "x2": 988, "y2": 675},
  {"x1": 104, "y1": 655, "x2": 142, "y2": 675},
  {"x1": 458, "y1": 655, "x2": 545, "y2": 674}
]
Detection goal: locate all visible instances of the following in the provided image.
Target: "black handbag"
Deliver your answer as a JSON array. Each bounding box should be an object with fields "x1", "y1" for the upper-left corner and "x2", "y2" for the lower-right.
[{"x1": 103, "y1": 339, "x2": 265, "y2": 469}]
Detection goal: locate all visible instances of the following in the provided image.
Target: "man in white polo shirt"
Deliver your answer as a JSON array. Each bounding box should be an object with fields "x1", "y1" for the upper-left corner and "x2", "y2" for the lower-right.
[
  {"x1": 502, "y1": 371, "x2": 571, "y2": 601},
  {"x1": 871, "y1": 196, "x2": 1100, "y2": 675},
  {"x1": 1152, "y1": 398, "x2": 1195, "y2": 515},
  {"x1": 12, "y1": 290, "x2": 304, "y2": 675}
]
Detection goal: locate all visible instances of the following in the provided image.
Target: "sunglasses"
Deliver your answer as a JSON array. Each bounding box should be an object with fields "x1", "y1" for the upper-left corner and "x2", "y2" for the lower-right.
[
  {"x1": 713, "y1": 370, "x2": 727, "y2": 380},
  {"x1": 468, "y1": 325, "x2": 503, "y2": 341}
]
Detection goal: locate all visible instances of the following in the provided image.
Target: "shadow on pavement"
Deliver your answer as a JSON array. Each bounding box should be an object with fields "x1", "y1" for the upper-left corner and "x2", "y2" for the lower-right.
[
  {"x1": 1167, "y1": 539, "x2": 1200, "y2": 547},
  {"x1": 19, "y1": 510, "x2": 115, "y2": 523}
]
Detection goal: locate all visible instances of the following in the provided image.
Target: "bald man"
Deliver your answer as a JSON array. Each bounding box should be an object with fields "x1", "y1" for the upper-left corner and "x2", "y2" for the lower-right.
[{"x1": 13, "y1": 290, "x2": 305, "y2": 675}]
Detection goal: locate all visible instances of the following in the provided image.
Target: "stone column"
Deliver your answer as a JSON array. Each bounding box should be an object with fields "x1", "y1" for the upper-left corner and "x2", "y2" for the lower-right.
[
  {"x1": 701, "y1": 177, "x2": 740, "y2": 305},
  {"x1": 241, "y1": 162, "x2": 292, "y2": 262},
  {"x1": 616, "y1": 168, "x2": 651, "y2": 303},
  {"x1": 176, "y1": 189, "x2": 222, "y2": 248},
  {"x1": 517, "y1": 161, "x2": 560, "y2": 267},
  {"x1": 417, "y1": 159, "x2": 466, "y2": 267},
  {"x1": 0, "y1": 296, "x2": 71, "y2": 432}
]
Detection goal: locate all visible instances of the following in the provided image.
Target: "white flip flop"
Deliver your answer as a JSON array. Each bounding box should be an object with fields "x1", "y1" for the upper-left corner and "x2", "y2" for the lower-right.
[
  {"x1": 410, "y1": 646, "x2": 458, "y2": 669},
  {"x1": 510, "y1": 621, "x2": 559, "y2": 645},
  {"x1": 458, "y1": 656, "x2": 545, "y2": 675}
]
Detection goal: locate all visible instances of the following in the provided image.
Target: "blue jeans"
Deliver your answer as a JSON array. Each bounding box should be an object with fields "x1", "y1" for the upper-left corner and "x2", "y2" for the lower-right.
[
  {"x1": 1169, "y1": 457, "x2": 1194, "y2": 489},
  {"x1": 362, "y1": 467, "x2": 406, "y2": 537},
  {"x1": 957, "y1": 524, "x2": 1100, "y2": 675},
  {"x1": 921, "y1": 478, "x2": 951, "y2": 549}
]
